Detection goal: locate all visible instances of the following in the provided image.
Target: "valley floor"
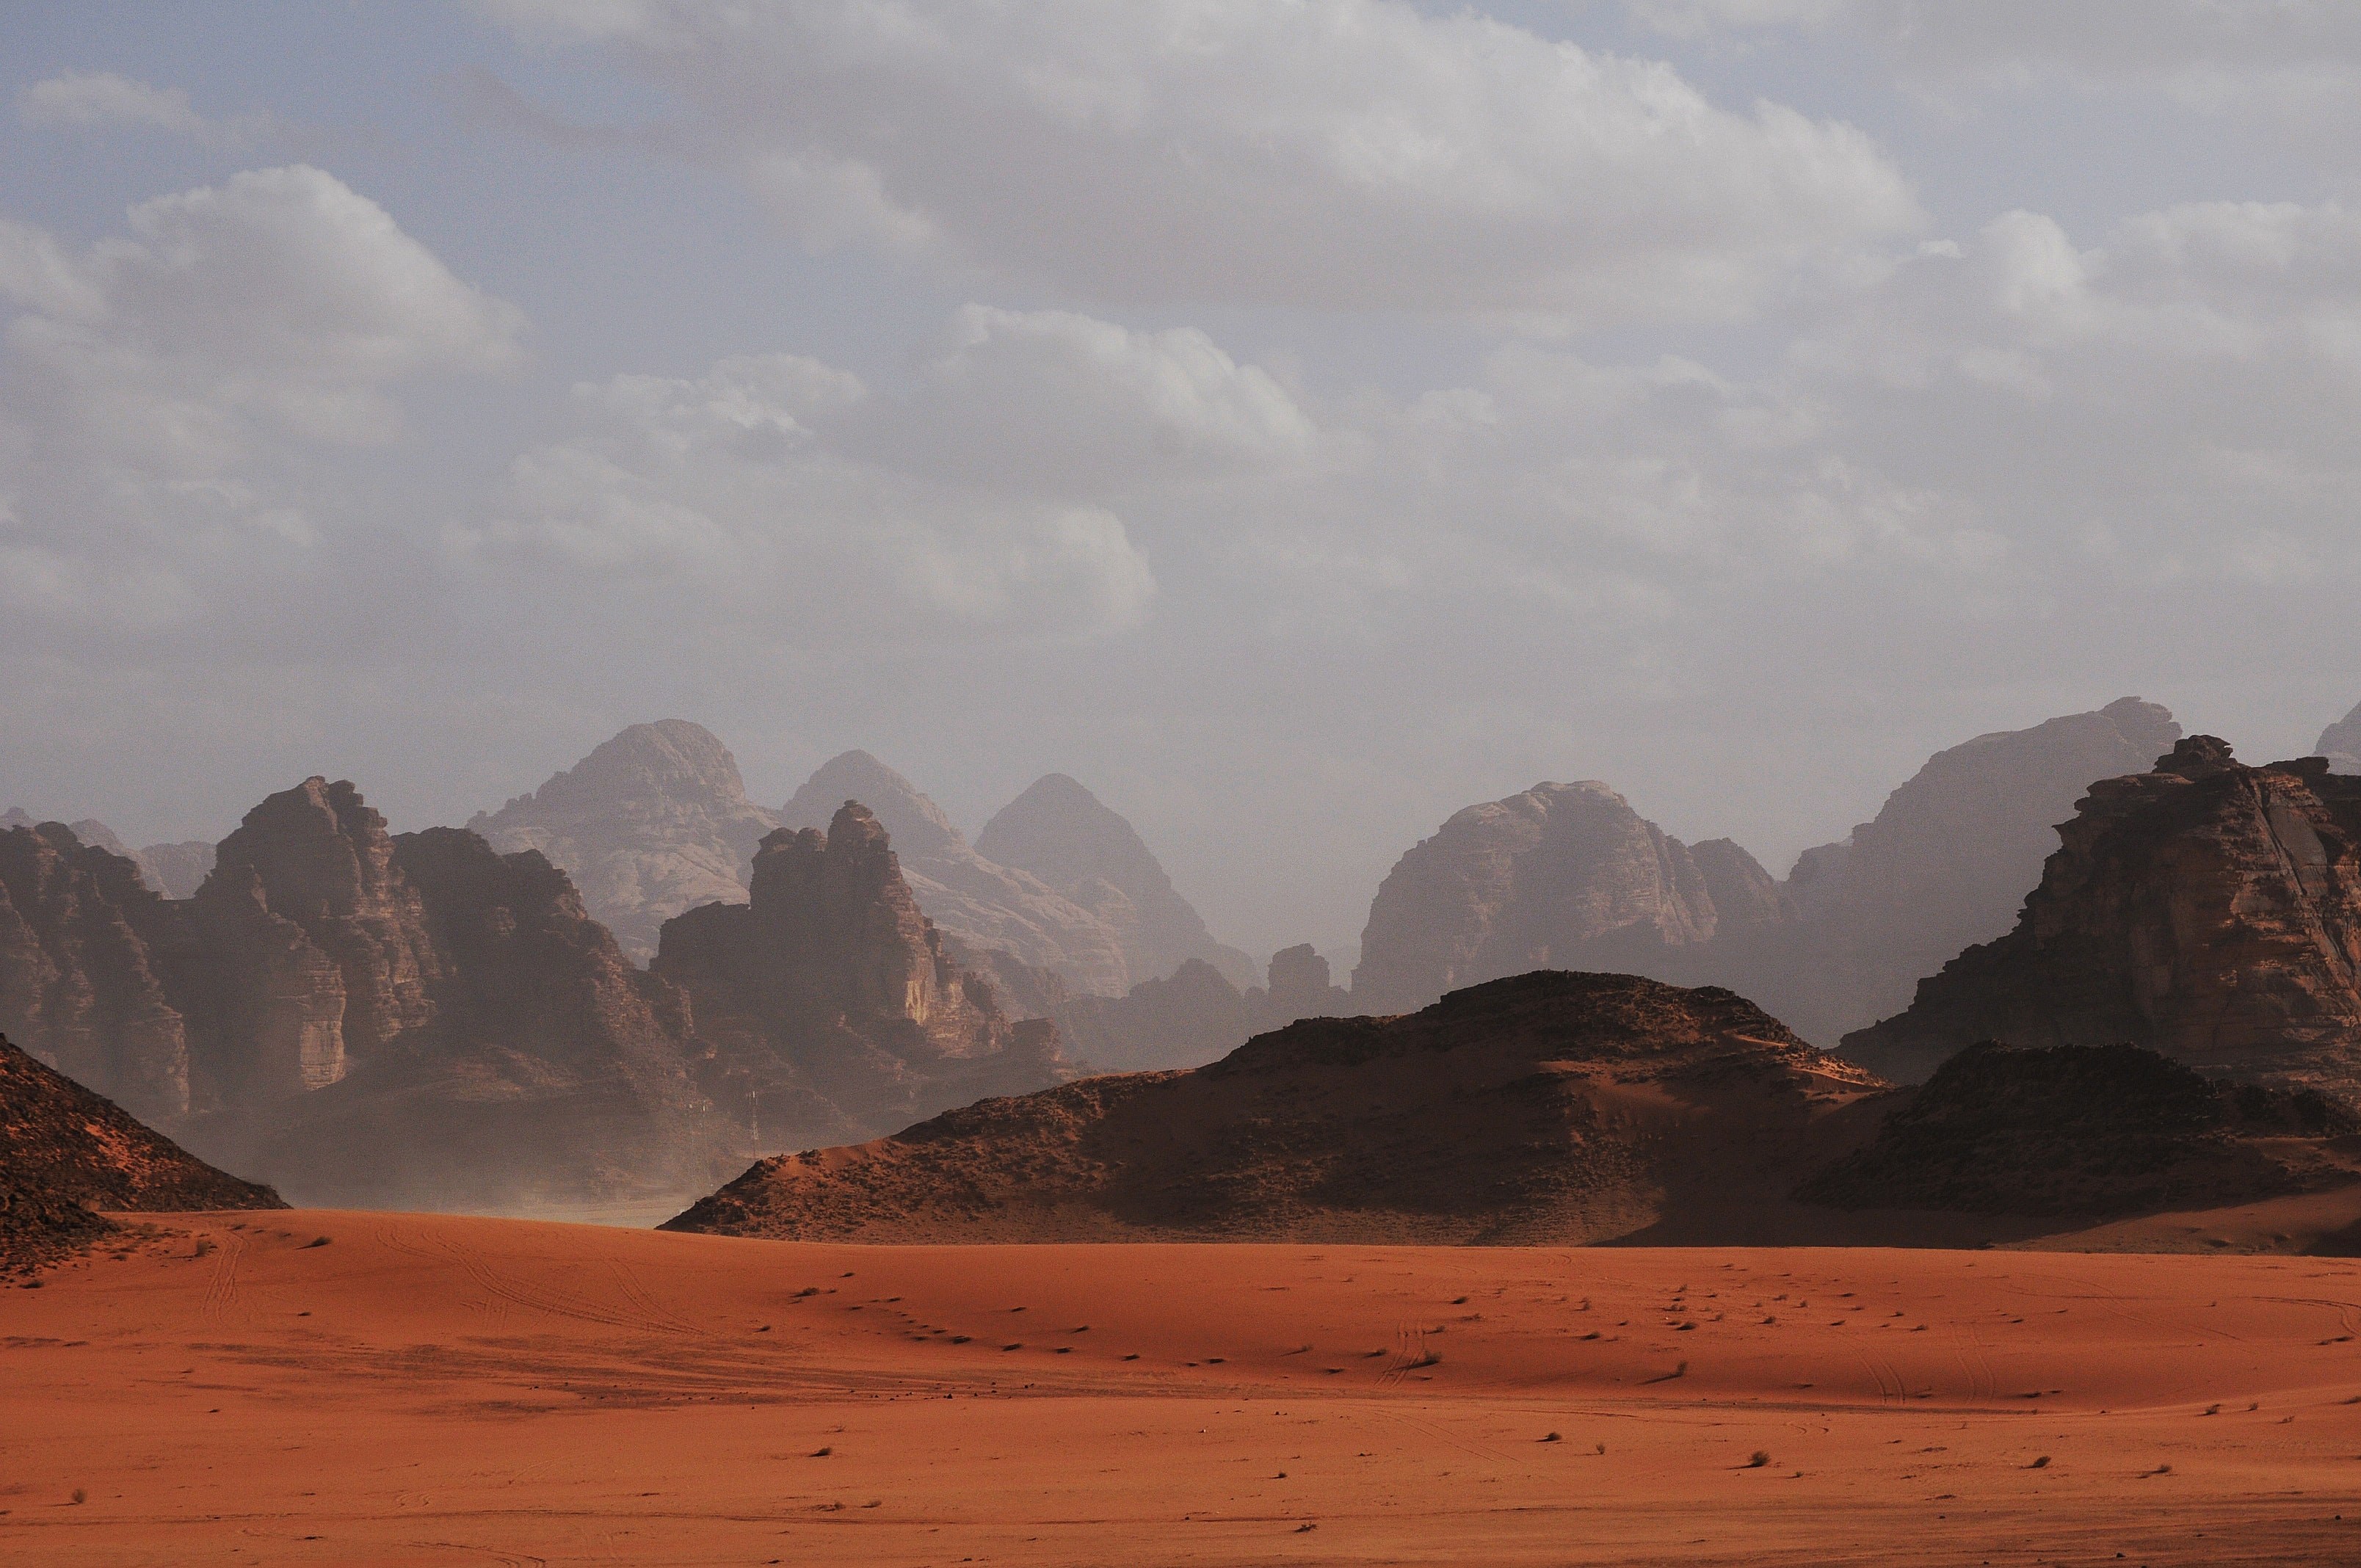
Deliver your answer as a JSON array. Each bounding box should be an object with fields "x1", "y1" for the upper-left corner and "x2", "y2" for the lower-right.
[{"x1": 4, "y1": 1215, "x2": 2360, "y2": 1566}]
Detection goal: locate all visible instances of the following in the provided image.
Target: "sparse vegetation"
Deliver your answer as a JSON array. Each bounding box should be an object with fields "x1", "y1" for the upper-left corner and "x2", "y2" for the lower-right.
[
  {"x1": 1747, "y1": 1451, "x2": 1769, "y2": 1468},
  {"x1": 70, "y1": 1488, "x2": 86, "y2": 1505}
]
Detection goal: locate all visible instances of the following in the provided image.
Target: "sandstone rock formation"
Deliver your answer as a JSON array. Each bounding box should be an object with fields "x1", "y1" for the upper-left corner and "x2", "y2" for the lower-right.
[
  {"x1": 655, "y1": 802, "x2": 1067, "y2": 1145},
  {"x1": 2317, "y1": 698, "x2": 2361, "y2": 774},
  {"x1": 0, "y1": 822, "x2": 192, "y2": 1125},
  {"x1": 782, "y1": 751, "x2": 1129, "y2": 994},
  {"x1": 1350, "y1": 780, "x2": 1788, "y2": 1015},
  {"x1": 467, "y1": 720, "x2": 782, "y2": 963},
  {"x1": 1841, "y1": 738, "x2": 2361, "y2": 1093},
  {"x1": 1773, "y1": 697, "x2": 2183, "y2": 1040},
  {"x1": 976, "y1": 773, "x2": 1255, "y2": 987},
  {"x1": 3, "y1": 1028, "x2": 282, "y2": 1271},
  {"x1": 1799, "y1": 1041, "x2": 2360, "y2": 1218},
  {"x1": 662, "y1": 971, "x2": 1887, "y2": 1244}
]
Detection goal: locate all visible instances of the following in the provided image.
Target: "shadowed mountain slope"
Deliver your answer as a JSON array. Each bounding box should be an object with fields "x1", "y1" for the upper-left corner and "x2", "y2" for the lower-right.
[{"x1": 663, "y1": 970, "x2": 1887, "y2": 1244}]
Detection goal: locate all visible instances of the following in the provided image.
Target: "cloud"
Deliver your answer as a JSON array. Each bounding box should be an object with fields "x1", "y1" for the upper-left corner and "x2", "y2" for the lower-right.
[
  {"x1": 17, "y1": 70, "x2": 275, "y2": 145},
  {"x1": 451, "y1": 349, "x2": 1160, "y2": 644},
  {"x1": 481, "y1": 0, "x2": 1920, "y2": 325},
  {"x1": 1625, "y1": 1, "x2": 2361, "y2": 117},
  {"x1": 0, "y1": 166, "x2": 524, "y2": 634}
]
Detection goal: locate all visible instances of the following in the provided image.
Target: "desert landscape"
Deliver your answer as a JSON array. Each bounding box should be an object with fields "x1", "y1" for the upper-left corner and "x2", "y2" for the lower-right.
[{"x1": 8, "y1": 1212, "x2": 2361, "y2": 1567}]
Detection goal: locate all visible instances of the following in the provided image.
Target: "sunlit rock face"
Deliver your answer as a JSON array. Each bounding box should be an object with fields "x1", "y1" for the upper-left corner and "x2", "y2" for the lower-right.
[{"x1": 468, "y1": 720, "x2": 781, "y2": 965}]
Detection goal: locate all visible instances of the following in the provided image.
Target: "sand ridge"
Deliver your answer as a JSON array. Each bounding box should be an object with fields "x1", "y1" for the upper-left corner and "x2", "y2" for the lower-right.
[{"x1": 4, "y1": 1211, "x2": 2361, "y2": 1564}]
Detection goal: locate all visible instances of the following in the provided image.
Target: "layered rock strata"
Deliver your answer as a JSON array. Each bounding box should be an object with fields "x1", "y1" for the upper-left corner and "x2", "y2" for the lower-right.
[{"x1": 1841, "y1": 738, "x2": 2361, "y2": 1092}]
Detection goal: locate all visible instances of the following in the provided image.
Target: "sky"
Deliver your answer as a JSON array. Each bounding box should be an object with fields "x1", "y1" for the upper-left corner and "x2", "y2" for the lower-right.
[{"x1": 4, "y1": 1, "x2": 2360, "y2": 962}]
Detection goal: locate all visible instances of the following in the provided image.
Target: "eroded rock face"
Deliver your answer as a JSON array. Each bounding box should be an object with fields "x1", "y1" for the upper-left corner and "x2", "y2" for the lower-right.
[
  {"x1": 1351, "y1": 781, "x2": 1787, "y2": 1015},
  {"x1": 187, "y1": 778, "x2": 443, "y2": 1101},
  {"x1": 468, "y1": 721, "x2": 782, "y2": 964},
  {"x1": 782, "y1": 751, "x2": 1130, "y2": 995},
  {"x1": 660, "y1": 970, "x2": 1888, "y2": 1244},
  {"x1": 976, "y1": 774, "x2": 1255, "y2": 987},
  {"x1": 1841, "y1": 738, "x2": 2361, "y2": 1093},
  {"x1": 0, "y1": 824, "x2": 192, "y2": 1125},
  {"x1": 1772, "y1": 697, "x2": 2183, "y2": 1041},
  {"x1": 656, "y1": 802, "x2": 1067, "y2": 1145}
]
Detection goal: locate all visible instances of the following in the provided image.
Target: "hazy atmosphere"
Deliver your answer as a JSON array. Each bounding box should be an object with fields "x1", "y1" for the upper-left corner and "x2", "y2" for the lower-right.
[{"x1": 7, "y1": 0, "x2": 2360, "y2": 958}]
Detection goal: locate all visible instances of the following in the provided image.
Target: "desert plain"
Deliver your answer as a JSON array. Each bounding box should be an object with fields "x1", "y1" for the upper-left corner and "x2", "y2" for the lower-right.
[{"x1": 6, "y1": 1211, "x2": 2361, "y2": 1567}]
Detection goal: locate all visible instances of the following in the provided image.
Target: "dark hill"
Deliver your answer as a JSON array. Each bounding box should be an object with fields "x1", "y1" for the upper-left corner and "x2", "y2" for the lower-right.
[
  {"x1": 662, "y1": 971, "x2": 1890, "y2": 1244},
  {"x1": 3, "y1": 1029, "x2": 282, "y2": 1271}
]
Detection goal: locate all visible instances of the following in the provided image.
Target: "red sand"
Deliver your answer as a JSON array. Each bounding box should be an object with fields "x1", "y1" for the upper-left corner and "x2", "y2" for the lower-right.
[{"x1": 5, "y1": 1211, "x2": 2361, "y2": 1564}]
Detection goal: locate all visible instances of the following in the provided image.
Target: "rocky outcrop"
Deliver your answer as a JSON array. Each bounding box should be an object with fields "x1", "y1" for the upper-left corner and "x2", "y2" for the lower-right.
[
  {"x1": 0, "y1": 823, "x2": 192, "y2": 1125},
  {"x1": 781, "y1": 751, "x2": 1130, "y2": 994},
  {"x1": 4, "y1": 1028, "x2": 282, "y2": 1271},
  {"x1": 1772, "y1": 697, "x2": 2183, "y2": 1040},
  {"x1": 1351, "y1": 781, "x2": 1789, "y2": 1015},
  {"x1": 1799, "y1": 1042, "x2": 2360, "y2": 1217},
  {"x1": 976, "y1": 774, "x2": 1255, "y2": 987},
  {"x1": 228, "y1": 827, "x2": 732, "y2": 1211},
  {"x1": 467, "y1": 721, "x2": 781, "y2": 964},
  {"x1": 655, "y1": 802, "x2": 1067, "y2": 1145},
  {"x1": 662, "y1": 971, "x2": 1887, "y2": 1244},
  {"x1": 2317, "y1": 699, "x2": 2361, "y2": 774},
  {"x1": 1841, "y1": 738, "x2": 2361, "y2": 1093},
  {"x1": 1042, "y1": 942, "x2": 1354, "y2": 1072},
  {"x1": 184, "y1": 779, "x2": 443, "y2": 1103}
]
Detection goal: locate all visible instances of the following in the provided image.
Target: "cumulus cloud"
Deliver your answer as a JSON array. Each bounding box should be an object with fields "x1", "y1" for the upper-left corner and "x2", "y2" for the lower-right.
[
  {"x1": 482, "y1": 0, "x2": 1920, "y2": 324},
  {"x1": 18, "y1": 70, "x2": 273, "y2": 144},
  {"x1": 0, "y1": 166, "x2": 523, "y2": 632}
]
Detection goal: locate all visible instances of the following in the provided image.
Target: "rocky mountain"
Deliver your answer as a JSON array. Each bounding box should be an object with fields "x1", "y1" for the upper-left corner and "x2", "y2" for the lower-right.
[
  {"x1": 976, "y1": 773, "x2": 1255, "y2": 988},
  {"x1": 781, "y1": 751, "x2": 1130, "y2": 995},
  {"x1": 662, "y1": 970, "x2": 1887, "y2": 1244},
  {"x1": 1773, "y1": 697, "x2": 2183, "y2": 1040},
  {"x1": 3, "y1": 1028, "x2": 282, "y2": 1271},
  {"x1": 1053, "y1": 942, "x2": 1356, "y2": 1072},
  {"x1": 0, "y1": 820, "x2": 192, "y2": 1125},
  {"x1": 1801, "y1": 1041, "x2": 2360, "y2": 1219},
  {"x1": 466, "y1": 720, "x2": 781, "y2": 963},
  {"x1": 654, "y1": 802, "x2": 1067, "y2": 1147},
  {"x1": 1840, "y1": 738, "x2": 2361, "y2": 1093},
  {"x1": 2317, "y1": 698, "x2": 2361, "y2": 774},
  {"x1": 1349, "y1": 780, "x2": 1788, "y2": 1015},
  {"x1": 1, "y1": 807, "x2": 217, "y2": 899}
]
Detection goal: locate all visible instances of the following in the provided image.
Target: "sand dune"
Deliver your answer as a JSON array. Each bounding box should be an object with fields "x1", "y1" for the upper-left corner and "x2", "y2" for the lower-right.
[{"x1": 5, "y1": 1211, "x2": 2361, "y2": 1564}]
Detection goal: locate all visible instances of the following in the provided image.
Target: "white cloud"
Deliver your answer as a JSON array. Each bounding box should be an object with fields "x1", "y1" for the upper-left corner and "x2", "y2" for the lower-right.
[
  {"x1": 0, "y1": 167, "x2": 523, "y2": 632},
  {"x1": 18, "y1": 70, "x2": 273, "y2": 144},
  {"x1": 482, "y1": 0, "x2": 1920, "y2": 325}
]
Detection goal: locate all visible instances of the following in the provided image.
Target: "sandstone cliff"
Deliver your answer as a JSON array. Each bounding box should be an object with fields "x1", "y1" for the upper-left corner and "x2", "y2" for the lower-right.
[
  {"x1": 467, "y1": 721, "x2": 782, "y2": 963},
  {"x1": 655, "y1": 802, "x2": 1067, "y2": 1147},
  {"x1": 3, "y1": 1028, "x2": 282, "y2": 1271},
  {"x1": 781, "y1": 751, "x2": 1130, "y2": 994},
  {"x1": 976, "y1": 774, "x2": 1255, "y2": 987},
  {"x1": 662, "y1": 971, "x2": 1887, "y2": 1244},
  {"x1": 1841, "y1": 738, "x2": 2361, "y2": 1093},
  {"x1": 1350, "y1": 781, "x2": 1788, "y2": 1015},
  {"x1": 1051, "y1": 942, "x2": 1355, "y2": 1072},
  {"x1": 0, "y1": 822, "x2": 192, "y2": 1125},
  {"x1": 2, "y1": 808, "x2": 218, "y2": 899}
]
